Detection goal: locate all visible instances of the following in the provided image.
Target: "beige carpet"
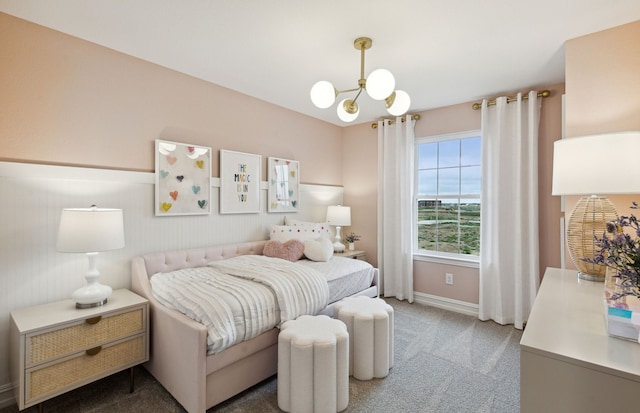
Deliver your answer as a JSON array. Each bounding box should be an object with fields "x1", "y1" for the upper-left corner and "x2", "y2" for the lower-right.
[{"x1": 1, "y1": 299, "x2": 522, "y2": 412}]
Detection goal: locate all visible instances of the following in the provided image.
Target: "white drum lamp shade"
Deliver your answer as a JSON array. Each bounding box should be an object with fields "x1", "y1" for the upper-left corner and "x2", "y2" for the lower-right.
[
  {"x1": 326, "y1": 205, "x2": 351, "y2": 252},
  {"x1": 57, "y1": 207, "x2": 125, "y2": 308},
  {"x1": 552, "y1": 131, "x2": 640, "y2": 280}
]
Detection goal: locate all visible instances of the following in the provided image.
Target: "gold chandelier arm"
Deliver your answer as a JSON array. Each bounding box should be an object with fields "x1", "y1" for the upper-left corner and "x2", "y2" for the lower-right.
[
  {"x1": 351, "y1": 87, "x2": 364, "y2": 104},
  {"x1": 335, "y1": 87, "x2": 361, "y2": 95}
]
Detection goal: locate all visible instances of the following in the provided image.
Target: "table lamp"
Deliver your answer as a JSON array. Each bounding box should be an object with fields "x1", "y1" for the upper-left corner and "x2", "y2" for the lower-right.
[
  {"x1": 552, "y1": 131, "x2": 640, "y2": 281},
  {"x1": 326, "y1": 205, "x2": 351, "y2": 252},
  {"x1": 56, "y1": 206, "x2": 125, "y2": 308}
]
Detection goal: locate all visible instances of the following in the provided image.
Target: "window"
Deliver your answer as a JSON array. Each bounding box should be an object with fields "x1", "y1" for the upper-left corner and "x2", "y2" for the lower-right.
[{"x1": 415, "y1": 130, "x2": 481, "y2": 259}]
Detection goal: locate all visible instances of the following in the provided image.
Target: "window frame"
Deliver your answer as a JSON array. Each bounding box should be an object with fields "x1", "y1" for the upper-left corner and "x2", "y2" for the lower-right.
[{"x1": 414, "y1": 129, "x2": 481, "y2": 266}]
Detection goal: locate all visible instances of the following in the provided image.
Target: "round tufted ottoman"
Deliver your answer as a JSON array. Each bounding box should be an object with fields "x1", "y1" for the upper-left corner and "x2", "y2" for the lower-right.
[
  {"x1": 334, "y1": 296, "x2": 394, "y2": 380},
  {"x1": 277, "y1": 315, "x2": 349, "y2": 413}
]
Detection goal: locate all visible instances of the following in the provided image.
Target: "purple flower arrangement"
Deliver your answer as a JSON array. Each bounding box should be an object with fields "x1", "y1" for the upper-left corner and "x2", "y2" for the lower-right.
[{"x1": 584, "y1": 202, "x2": 640, "y2": 300}]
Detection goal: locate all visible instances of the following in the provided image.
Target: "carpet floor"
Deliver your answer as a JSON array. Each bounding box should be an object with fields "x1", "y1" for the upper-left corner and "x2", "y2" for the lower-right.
[{"x1": 1, "y1": 299, "x2": 522, "y2": 412}]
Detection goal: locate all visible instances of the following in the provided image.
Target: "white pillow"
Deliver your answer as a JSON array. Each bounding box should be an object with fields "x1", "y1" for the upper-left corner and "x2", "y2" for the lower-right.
[
  {"x1": 283, "y1": 217, "x2": 331, "y2": 238},
  {"x1": 270, "y1": 224, "x2": 325, "y2": 242},
  {"x1": 303, "y1": 237, "x2": 334, "y2": 262}
]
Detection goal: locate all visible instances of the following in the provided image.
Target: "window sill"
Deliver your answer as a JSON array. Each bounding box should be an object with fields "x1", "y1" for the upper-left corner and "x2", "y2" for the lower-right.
[{"x1": 413, "y1": 252, "x2": 480, "y2": 269}]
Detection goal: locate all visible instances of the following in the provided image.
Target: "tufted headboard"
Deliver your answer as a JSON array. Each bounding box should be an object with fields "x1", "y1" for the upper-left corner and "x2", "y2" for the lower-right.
[{"x1": 138, "y1": 240, "x2": 267, "y2": 278}]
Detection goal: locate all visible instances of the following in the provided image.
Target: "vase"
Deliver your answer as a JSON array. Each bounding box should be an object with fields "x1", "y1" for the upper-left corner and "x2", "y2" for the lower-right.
[{"x1": 348, "y1": 242, "x2": 355, "y2": 251}]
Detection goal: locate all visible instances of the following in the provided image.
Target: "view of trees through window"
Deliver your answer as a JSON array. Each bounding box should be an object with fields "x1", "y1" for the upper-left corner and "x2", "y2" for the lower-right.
[{"x1": 416, "y1": 132, "x2": 481, "y2": 256}]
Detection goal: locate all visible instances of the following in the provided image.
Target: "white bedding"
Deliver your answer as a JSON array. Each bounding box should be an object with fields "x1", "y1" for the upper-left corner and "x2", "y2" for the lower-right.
[
  {"x1": 297, "y1": 256, "x2": 375, "y2": 303},
  {"x1": 150, "y1": 255, "x2": 329, "y2": 354}
]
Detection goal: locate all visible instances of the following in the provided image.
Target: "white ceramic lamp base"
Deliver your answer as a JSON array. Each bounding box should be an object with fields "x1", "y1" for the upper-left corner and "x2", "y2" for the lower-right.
[
  {"x1": 72, "y1": 252, "x2": 113, "y2": 309},
  {"x1": 333, "y1": 226, "x2": 345, "y2": 252}
]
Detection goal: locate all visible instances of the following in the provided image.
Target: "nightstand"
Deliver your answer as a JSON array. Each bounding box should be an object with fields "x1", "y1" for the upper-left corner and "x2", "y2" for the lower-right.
[
  {"x1": 335, "y1": 249, "x2": 367, "y2": 261},
  {"x1": 9, "y1": 289, "x2": 149, "y2": 411}
]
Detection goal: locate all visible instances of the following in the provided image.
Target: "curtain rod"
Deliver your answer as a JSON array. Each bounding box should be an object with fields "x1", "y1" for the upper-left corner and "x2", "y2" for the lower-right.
[
  {"x1": 370, "y1": 114, "x2": 421, "y2": 129},
  {"x1": 471, "y1": 90, "x2": 550, "y2": 110}
]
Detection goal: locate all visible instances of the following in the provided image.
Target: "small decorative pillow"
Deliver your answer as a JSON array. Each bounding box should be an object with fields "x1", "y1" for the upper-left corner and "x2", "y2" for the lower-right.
[
  {"x1": 270, "y1": 224, "x2": 326, "y2": 242},
  {"x1": 303, "y1": 237, "x2": 334, "y2": 262},
  {"x1": 263, "y1": 239, "x2": 305, "y2": 262},
  {"x1": 283, "y1": 218, "x2": 331, "y2": 239}
]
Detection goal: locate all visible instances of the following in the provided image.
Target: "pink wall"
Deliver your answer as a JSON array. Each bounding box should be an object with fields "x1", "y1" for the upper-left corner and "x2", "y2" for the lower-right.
[
  {"x1": 0, "y1": 11, "x2": 577, "y2": 304},
  {"x1": 0, "y1": 13, "x2": 343, "y2": 185},
  {"x1": 343, "y1": 86, "x2": 565, "y2": 303},
  {"x1": 562, "y1": 20, "x2": 640, "y2": 271}
]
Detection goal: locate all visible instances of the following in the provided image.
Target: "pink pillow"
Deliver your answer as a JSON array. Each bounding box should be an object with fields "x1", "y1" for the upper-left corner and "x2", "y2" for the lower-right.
[{"x1": 263, "y1": 239, "x2": 304, "y2": 262}]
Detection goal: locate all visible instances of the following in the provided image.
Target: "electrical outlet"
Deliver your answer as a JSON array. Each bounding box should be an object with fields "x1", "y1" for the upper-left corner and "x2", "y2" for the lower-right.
[{"x1": 445, "y1": 273, "x2": 454, "y2": 285}]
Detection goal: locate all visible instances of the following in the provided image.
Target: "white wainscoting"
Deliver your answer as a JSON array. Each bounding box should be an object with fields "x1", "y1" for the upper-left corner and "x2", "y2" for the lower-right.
[{"x1": 0, "y1": 161, "x2": 343, "y2": 406}]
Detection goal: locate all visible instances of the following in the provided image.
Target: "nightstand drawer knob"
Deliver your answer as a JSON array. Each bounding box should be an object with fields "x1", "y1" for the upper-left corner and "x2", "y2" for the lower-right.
[
  {"x1": 86, "y1": 346, "x2": 102, "y2": 356},
  {"x1": 85, "y1": 316, "x2": 102, "y2": 325}
]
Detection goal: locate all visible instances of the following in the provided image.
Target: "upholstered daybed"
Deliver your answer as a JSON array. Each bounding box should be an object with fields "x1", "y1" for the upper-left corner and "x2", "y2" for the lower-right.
[{"x1": 131, "y1": 240, "x2": 378, "y2": 413}]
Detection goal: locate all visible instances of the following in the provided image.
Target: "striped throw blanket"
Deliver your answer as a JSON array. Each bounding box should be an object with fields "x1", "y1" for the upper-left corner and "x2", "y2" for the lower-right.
[{"x1": 150, "y1": 255, "x2": 329, "y2": 354}]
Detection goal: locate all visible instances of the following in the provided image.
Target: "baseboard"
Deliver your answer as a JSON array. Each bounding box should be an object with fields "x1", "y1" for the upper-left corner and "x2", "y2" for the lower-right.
[
  {"x1": 413, "y1": 292, "x2": 479, "y2": 317},
  {"x1": 0, "y1": 382, "x2": 15, "y2": 409}
]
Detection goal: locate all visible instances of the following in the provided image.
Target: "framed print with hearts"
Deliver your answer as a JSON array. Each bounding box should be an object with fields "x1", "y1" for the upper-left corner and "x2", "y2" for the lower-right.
[
  {"x1": 155, "y1": 139, "x2": 212, "y2": 216},
  {"x1": 219, "y1": 149, "x2": 261, "y2": 214},
  {"x1": 267, "y1": 157, "x2": 299, "y2": 213}
]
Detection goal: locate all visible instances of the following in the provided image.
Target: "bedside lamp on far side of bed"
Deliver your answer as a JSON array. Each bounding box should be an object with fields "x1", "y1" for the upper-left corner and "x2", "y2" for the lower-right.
[
  {"x1": 56, "y1": 205, "x2": 125, "y2": 309},
  {"x1": 326, "y1": 205, "x2": 351, "y2": 253}
]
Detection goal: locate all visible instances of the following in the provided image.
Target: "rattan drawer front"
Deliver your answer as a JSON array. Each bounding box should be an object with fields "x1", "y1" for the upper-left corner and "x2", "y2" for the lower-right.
[
  {"x1": 27, "y1": 335, "x2": 144, "y2": 403},
  {"x1": 28, "y1": 308, "x2": 144, "y2": 366}
]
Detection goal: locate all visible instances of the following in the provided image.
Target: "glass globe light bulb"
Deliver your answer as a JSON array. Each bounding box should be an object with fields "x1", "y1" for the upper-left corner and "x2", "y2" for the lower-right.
[
  {"x1": 310, "y1": 81, "x2": 336, "y2": 108},
  {"x1": 337, "y1": 99, "x2": 359, "y2": 122},
  {"x1": 366, "y1": 69, "x2": 395, "y2": 100},
  {"x1": 386, "y1": 90, "x2": 411, "y2": 116}
]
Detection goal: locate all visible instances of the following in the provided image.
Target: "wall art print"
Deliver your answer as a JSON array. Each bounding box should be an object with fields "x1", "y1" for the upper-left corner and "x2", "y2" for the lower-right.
[
  {"x1": 155, "y1": 139, "x2": 212, "y2": 216},
  {"x1": 268, "y1": 157, "x2": 299, "y2": 213},
  {"x1": 219, "y1": 149, "x2": 261, "y2": 214}
]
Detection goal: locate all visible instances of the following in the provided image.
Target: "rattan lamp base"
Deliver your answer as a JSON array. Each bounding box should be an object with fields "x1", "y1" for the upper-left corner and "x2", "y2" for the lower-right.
[{"x1": 566, "y1": 195, "x2": 618, "y2": 282}]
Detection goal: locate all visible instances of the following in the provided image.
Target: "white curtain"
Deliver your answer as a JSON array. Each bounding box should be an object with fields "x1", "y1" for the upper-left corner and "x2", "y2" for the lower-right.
[
  {"x1": 479, "y1": 91, "x2": 541, "y2": 329},
  {"x1": 377, "y1": 115, "x2": 414, "y2": 302}
]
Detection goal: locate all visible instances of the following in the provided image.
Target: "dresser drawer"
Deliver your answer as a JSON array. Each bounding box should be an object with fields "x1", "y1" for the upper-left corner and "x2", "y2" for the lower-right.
[
  {"x1": 27, "y1": 307, "x2": 145, "y2": 366},
  {"x1": 26, "y1": 335, "x2": 145, "y2": 403}
]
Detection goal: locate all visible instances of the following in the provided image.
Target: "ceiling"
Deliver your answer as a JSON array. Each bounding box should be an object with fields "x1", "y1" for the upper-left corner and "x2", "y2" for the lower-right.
[{"x1": 2, "y1": 1, "x2": 640, "y2": 126}]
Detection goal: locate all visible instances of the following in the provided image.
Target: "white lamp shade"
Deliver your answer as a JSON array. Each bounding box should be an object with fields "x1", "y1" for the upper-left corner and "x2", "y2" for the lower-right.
[
  {"x1": 366, "y1": 68, "x2": 395, "y2": 100},
  {"x1": 337, "y1": 99, "x2": 359, "y2": 122},
  {"x1": 386, "y1": 90, "x2": 411, "y2": 116},
  {"x1": 57, "y1": 207, "x2": 125, "y2": 253},
  {"x1": 326, "y1": 205, "x2": 351, "y2": 226},
  {"x1": 552, "y1": 131, "x2": 640, "y2": 195},
  {"x1": 310, "y1": 80, "x2": 336, "y2": 108}
]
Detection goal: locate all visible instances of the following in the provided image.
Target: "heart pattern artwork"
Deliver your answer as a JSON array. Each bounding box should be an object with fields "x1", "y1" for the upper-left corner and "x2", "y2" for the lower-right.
[
  {"x1": 267, "y1": 157, "x2": 298, "y2": 212},
  {"x1": 157, "y1": 141, "x2": 211, "y2": 214}
]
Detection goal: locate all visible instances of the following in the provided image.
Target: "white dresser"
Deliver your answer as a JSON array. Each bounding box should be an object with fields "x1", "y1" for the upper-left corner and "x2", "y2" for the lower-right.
[{"x1": 520, "y1": 268, "x2": 640, "y2": 412}]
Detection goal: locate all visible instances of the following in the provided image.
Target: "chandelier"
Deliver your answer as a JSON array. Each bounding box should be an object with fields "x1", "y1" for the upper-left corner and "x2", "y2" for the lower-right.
[{"x1": 310, "y1": 37, "x2": 411, "y2": 123}]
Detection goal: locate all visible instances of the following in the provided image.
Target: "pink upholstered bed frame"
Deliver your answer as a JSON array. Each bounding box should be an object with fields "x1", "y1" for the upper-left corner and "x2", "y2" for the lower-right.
[{"x1": 130, "y1": 240, "x2": 378, "y2": 413}]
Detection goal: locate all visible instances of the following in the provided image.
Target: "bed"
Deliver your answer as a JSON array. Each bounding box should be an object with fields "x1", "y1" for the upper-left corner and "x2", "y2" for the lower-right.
[{"x1": 130, "y1": 240, "x2": 378, "y2": 413}]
